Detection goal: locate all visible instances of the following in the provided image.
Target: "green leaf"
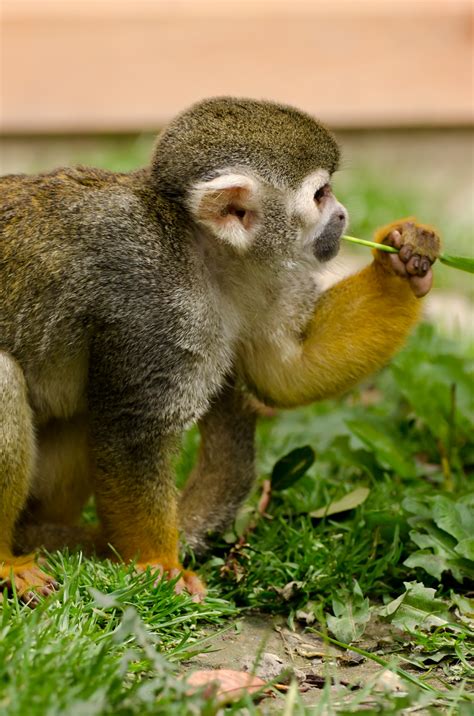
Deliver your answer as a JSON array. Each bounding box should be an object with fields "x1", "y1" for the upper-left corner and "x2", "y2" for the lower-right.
[
  {"x1": 346, "y1": 419, "x2": 417, "y2": 478},
  {"x1": 455, "y1": 537, "x2": 474, "y2": 561},
  {"x1": 451, "y1": 592, "x2": 474, "y2": 618},
  {"x1": 439, "y1": 253, "x2": 474, "y2": 273},
  {"x1": 310, "y1": 487, "x2": 370, "y2": 518},
  {"x1": 391, "y1": 354, "x2": 474, "y2": 445},
  {"x1": 403, "y1": 496, "x2": 474, "y2": 583},
  {"x1": 451, "y1": 593, "x2": 474, "y2": 629},
  {"x1": 379, "y1": 582, "x2": 451, "y2": 633},
  {"x1": 326, "y1": 582, "x2": 371, "y2": 643},
  {"x1": 405, "y1": 524, "x2": 474, "y2": 583},
  {"x1": 271, "y1": 445, "x2": 315, "y2": 491},
  {"x1": 431, "y1": 495, "x2": 474, "y2": 543}
]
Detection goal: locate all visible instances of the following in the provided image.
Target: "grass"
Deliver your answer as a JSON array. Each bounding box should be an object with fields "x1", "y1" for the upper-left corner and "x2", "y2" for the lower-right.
[
  {"x1": 1, "y1": 325, "x2": 473, "y2": 714},
  {"x1": 1, "y1": 142, "x2": 473, "y2": 713}
]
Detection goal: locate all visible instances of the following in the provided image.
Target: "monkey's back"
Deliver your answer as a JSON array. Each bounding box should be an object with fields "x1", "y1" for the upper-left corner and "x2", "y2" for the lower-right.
[
  {"x1": 0, "y1": 166, "x2": 226, "y2": 425},
  {"x1": 0, "y1": 167, "x2": 147, "y2": 353}
]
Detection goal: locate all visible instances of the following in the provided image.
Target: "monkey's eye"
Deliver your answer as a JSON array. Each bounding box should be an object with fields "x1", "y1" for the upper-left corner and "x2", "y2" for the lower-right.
[{"x1": 314, "y1": 184, "x2": 331, "y2": 203}]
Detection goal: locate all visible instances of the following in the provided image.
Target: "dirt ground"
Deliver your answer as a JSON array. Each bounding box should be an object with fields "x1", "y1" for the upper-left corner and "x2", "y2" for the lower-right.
[{"x1": 182, "y1": 614, "x2": 446, "y2": 711}]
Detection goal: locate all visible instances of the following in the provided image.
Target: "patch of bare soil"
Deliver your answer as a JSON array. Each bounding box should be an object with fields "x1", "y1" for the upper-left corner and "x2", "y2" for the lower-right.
[{"x1": 182, "y1": 614, "x2": 445, "y2": 711}]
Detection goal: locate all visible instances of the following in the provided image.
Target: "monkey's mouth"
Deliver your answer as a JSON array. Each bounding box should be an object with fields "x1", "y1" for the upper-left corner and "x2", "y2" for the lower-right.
[
  {"x1": 313, "y1": 234, "x2": 341, "y2": 262},
  {"x1": 313, "y1": 215, "x2": 344, "y2": 262}
]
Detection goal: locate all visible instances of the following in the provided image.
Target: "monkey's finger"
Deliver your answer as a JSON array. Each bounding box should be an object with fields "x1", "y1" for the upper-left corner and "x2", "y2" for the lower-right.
[
  {"x1": 17, "y1": 567, "x2": 53, "y2": 586},
  {"x1": 420, "y1": 257, "x2": 431, "y2": 275},
  {"x1": 38, "y1": 581, "x2": 58, "y2": 597},
  {"x1": 182, "y1": 571, "x2": 206, "y2": 602},
  {"x1": 406, "y1": 255, "x2": 422, "y2": 276},
  {"x1": 383, "y1": 229, "x2": 402, "y2": 249},
  {"x1": 150, "y1": 566, "x2": 165, "y2": 588},
  {"x1": 388, "y1": 253, "x2": 409, "y2": 277},
  {"x1": 21, "y1": 591, "x2": 41, "y2": 608},
  {"x1": 399, "y1": 244, "x2": 414, "y2": 263},
  {"x1": 409, "y1": 270, "x2": 433, "y2": 298},
  {"x1": 171, "y1": 573, "x2": 187, "y2": 595}
]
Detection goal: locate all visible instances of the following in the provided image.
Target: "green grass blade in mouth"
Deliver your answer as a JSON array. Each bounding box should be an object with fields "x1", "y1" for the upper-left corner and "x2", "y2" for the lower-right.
[
  {"x1": 342, "y1": 235, "x2": 474, "y2": 273},
  {"x1": 342, "y1": 235, "x2": 397, "y2": 253}
]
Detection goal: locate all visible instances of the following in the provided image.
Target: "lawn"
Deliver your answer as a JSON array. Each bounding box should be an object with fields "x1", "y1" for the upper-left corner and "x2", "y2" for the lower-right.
[{"x1": 1, "y1": 142, "x2": 473, "y2": 714}]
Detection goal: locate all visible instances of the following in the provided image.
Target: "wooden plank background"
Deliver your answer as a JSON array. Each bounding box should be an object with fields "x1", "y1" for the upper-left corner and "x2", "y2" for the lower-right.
[{"x1": 1, "y1": 0, "x2": 473, "y2": 133}]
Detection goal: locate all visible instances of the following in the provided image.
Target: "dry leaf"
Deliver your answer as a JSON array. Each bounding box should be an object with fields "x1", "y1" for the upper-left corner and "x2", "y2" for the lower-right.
[{"x1": 186, "y1": 669, "x2": 266, "y2": 703}]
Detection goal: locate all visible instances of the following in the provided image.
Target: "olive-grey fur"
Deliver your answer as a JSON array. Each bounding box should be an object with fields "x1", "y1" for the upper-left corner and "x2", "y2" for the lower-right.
[
  {"x1": 153, "y1": 97, "x2": 340, "y2": 197},
  {"x1": 0, "y1": 96, "x2": 343, "y2": 561}
]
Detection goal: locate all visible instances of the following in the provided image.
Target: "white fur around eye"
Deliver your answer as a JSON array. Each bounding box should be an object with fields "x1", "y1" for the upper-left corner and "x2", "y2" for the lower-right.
[{"x1": 290, "y1": 169, "x2": 330, "y2": 225}]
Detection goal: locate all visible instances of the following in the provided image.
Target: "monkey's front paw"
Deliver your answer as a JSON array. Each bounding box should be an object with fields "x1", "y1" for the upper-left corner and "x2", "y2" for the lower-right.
[
  {"x1": 136, "y1": 561, "x2": 206, "y2": 602},
  {"x1": 375, "y1": 219, "x2": 441, "y2": 298},
  {"x1": 0, "y1": 555, "x2": 58, "y2": 606}
]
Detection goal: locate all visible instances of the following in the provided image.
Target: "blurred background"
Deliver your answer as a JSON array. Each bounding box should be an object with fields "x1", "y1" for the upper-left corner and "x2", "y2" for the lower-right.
[{"x1": 1, "y1": 0, "x2": 473, "y2": 325}]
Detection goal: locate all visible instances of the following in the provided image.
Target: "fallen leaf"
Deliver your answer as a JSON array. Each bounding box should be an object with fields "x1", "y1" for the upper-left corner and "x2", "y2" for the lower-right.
[
  {"x1": 186, "y1": 669, "x2": 266, "y2": 703},
  {"x1": 274, "y1": 580, "x2": 304, "y2": 601},
  {"x1": 311, "y1": 487, "x2": 370, "y2": 518}
]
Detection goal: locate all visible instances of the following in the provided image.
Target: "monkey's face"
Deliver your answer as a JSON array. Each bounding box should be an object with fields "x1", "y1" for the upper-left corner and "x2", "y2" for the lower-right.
[
  {"x1": 289, "y1": 169, "x2": 348, "y2": 263},
  {"x1": 187, "y1": 167, "x2": 347, "y2": 266}
]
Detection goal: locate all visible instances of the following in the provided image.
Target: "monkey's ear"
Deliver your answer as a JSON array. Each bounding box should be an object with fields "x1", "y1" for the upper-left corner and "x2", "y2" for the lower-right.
[{"x1": 188, "y1": 173, "x2": 260, "y2": 251}]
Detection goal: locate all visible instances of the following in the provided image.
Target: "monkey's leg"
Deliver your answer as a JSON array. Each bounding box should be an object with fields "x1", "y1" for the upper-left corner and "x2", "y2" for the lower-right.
[
  {"x1": 180, "y1": 382, "x2": 257, "y2": 553},
  {"x1": 27, "y1": 416, "x2": 93, "y2": 526},
  {"x1": 13, "y1": 415, "x2": 102, "y2": 556},
  {"x1": 242, "y1": 219, "x2": 440, "y2": 407},
  {"x1": 0, "y1": 352, "x2": 57, "y2": 602},
  {"x1": 14, "y1": 523, "x2": 102, "y2": 556},
  {"x1": 90, "y1": 421, "x2": 204, "y2": 598}
]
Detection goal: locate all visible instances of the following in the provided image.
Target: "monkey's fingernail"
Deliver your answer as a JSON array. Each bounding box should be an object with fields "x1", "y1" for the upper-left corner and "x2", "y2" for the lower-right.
[
  {"x1": 420, "y1": 258, "x2": 430, "y2": 274},
  {"x1": 410, "y1": 258, "x2": 421, "y2": 274}
]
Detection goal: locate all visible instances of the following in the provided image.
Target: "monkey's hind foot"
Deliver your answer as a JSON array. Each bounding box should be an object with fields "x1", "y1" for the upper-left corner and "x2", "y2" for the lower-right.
[
  {"x1": 135, "y1": 561, "x2": 206, "y2": 602},
  {"x1": 0, "y1": 554, "x2": 58, "y2": 607}
]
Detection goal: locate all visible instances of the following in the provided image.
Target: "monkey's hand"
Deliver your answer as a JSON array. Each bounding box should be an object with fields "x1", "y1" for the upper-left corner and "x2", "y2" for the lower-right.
[
  {"x1": 0, "y1": 554, "x2": 58, "y2": 606},
  {"x1": 135, "y1": 562, "x2": 205, "y2": 602},
  {"x1": 372, "y1": 218, "x2": 441, "y2": 298}
]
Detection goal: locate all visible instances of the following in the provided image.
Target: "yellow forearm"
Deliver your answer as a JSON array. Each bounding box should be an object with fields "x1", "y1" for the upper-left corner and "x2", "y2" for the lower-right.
[{"x1": 247, "y1": 261, "x2": 421, "y2": 408}]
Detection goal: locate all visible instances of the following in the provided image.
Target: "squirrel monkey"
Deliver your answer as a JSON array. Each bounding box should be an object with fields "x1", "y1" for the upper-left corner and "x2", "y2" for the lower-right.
[{"x1": 0, "y1": 98, "x2": 440, "y2": 602}]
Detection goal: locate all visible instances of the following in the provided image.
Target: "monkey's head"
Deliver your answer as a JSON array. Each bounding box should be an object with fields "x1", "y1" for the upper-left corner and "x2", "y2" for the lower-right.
[{"x1": 152, "y1": 97, "x2": 347, "y2": 264}]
